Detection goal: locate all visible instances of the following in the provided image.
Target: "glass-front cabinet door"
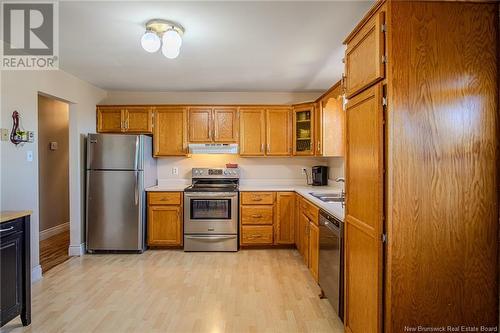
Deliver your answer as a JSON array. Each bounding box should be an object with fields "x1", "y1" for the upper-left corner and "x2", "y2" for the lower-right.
[{"x1": 293, "y1": 104, "x2": 315, "y2": 155}]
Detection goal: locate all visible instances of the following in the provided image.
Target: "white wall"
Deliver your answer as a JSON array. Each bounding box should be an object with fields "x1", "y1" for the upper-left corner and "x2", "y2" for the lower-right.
[
  {"x1": 1, "y1": 70, "x2": 106, "y2": 279},
  {"x1": 102, "y1": 91, "x2": 322, "y2": 105},
  {"x1": 157, "y1": 155, "x2": 328, "y2": 183}
]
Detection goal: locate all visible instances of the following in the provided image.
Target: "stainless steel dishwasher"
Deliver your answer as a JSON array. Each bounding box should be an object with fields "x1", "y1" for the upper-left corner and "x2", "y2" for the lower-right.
[{"x1": 318, "y1": 209, "x2": 344, "y2": 320}]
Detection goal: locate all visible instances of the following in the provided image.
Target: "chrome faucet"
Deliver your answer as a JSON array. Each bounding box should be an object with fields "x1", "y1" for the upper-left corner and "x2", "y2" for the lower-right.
[{"x1": 335, "y1": 177, "x2": 345, "y2": 208}]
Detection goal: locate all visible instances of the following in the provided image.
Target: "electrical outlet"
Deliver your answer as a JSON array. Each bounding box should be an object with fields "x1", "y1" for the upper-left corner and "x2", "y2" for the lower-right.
[
  {"x1": 172, "y1": 167, "x2": 179, "y2": 176},
  {"x1": 301, "y1": 168, "x2": 307, "y2": 175},
  {"x1": 0, "y1": 128, "x2": 9, "y2": 141}
]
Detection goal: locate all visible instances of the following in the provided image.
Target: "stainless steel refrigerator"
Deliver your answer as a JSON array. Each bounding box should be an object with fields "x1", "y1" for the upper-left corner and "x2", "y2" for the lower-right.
[{"x1": 86, "y1": 134, "x2": 156, "y2": 252}]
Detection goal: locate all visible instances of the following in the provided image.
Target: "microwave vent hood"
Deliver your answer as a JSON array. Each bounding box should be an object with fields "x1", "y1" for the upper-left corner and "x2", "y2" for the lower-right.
[{"x1": 188, "y1": 143, "x2": 239, "y2": 154}]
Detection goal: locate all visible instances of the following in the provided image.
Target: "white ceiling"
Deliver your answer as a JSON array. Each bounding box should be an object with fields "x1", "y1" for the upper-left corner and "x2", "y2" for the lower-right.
[{"x1": 59, "y1": 1, "x2": 373, "y2": 92}]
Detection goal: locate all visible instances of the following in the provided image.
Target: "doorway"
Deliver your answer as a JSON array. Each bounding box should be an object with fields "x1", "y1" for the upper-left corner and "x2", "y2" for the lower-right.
[{"x1": 37, "y1": 94, "x2": 70, "y2": 273}]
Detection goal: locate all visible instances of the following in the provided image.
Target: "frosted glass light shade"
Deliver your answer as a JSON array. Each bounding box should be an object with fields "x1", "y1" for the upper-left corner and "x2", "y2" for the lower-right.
[
  {"x1": 161, "y1": 44, "x2": 181, "y2": 59},
  {"x1": 162, "y1": 29, "x2": 182, "y2": 49},
  {"x1": 141, "y1": 31, "x2": 161, "y2": 53}
]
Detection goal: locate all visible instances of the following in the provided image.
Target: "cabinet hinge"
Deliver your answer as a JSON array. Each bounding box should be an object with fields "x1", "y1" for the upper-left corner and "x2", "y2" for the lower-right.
[
  {"x1": 381, "y1": 233, "x2": 387, "y2": 243},
  {"x1": 381, "y1": 55, "x2": 388, "y2": 64},
  {"x1": 382, "y1": 96, "x2": 387, "y2": 107},
  {"x1": 381, "y1": 24, "x2": 387, "y2": 33}
]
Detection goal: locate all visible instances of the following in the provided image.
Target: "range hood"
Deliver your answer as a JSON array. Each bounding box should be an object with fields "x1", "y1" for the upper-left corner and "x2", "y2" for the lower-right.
[{"x1": 188, "y1": 143, "x2": 239, "y2": 154}]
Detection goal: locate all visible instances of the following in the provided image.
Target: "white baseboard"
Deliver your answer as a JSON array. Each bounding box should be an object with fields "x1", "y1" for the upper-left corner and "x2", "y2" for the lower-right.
[
  {"x1": 39, "y1": 222, "x2": 69, "y2": 241},
  {"x1": 32, "y1": 265, "x2": 42, "y2": 282},
  {"x1": 68, "y1": 242, "x2": 85, "y2": 256}
]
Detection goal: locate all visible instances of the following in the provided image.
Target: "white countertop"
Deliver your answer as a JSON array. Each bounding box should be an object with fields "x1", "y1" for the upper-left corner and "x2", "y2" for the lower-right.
[{"x1": 146, "y1": 180, "x2": 344, "y2": 221}]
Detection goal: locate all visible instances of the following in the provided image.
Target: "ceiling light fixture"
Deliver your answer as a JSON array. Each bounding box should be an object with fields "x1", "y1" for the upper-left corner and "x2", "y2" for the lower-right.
[{"x1": 141, "y1": 19, "x2": 184, "y2": 59}]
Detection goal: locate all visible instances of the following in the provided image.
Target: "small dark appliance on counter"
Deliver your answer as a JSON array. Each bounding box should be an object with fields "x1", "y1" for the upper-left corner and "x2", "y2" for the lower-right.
[{"x1": 312, "y1": 166, "x2": 328, "y2": 186}]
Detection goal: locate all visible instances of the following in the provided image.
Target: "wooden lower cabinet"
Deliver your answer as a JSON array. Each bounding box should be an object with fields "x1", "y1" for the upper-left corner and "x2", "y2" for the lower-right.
[
  {"x1": 308, "y1": 222, "x2": 319, "y2": 282},
  {"x1": 298, "y1": 211, "x2": 310, "y2": 266},
  {"x1": 147, "y1": 192, "x2": 183, "y2": 246},
  {"x1": 275, "y1": 192, "x2": 295, "y2": 244}
]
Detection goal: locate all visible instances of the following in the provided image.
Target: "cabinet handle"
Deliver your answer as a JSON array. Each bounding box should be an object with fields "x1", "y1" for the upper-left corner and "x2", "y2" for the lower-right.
[
  {"x1": 0, "y1": 226, "x2": 14, "y2": 232},
  {"x1": 261, "y1": 143, "x2": 264, "y2": 152},
  {"x1": 267, "y1": 143, "x2": 270, "y2": 153},
  {"x1": 317, "y1": 141, "x2": 321, "y2": 152},
  {"x1": 251, "y1": 214, "x2": 263, "y2": 218}
]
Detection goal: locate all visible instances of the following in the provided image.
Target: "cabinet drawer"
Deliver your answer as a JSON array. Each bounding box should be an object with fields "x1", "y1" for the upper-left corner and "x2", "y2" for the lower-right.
[
  {"x1": 148, "y1": 192, "x2": 182, "y2": 205},
  {"x1": 300, "y1": 197, "x2": 319, "y2": 224},
  {"x1": 241, "y1": 226, "x2": 273, "y2": 245},
  {"x1": 241, "y1": 192, "x2": 275, "y2": 205},
  {"x1": 0, "y1": 219, "x2": 23, "y2": 239},
  {"x1": 241, "y1": 206, "x2": 274, "y2": 225}
]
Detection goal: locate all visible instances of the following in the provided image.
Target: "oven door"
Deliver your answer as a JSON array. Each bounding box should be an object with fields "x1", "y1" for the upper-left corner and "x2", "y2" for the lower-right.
[{"x1": 184, "y1": 192, "x2": 238, "y2": 234}]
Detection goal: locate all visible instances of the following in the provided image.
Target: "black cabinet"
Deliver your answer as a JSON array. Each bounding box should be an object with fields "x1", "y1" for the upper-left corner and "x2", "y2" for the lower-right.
[{"x1": 0, "y1": 215, "x2": 31, "y2": 327}]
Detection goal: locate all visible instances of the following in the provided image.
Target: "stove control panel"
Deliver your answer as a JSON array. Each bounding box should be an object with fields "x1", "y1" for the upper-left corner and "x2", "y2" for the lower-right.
[{"x1": 192, "y1": 168, "x2": 240, "y2": 178}]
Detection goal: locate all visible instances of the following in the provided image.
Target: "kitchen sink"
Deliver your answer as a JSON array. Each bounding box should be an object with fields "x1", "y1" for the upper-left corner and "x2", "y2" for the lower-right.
[{"x1": 310, "y1": 192, "x2": 345, "y2": 203}]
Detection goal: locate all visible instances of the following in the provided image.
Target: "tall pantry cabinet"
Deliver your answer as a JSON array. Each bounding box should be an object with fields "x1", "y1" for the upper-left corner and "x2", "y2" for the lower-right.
[{"x1": 343, "y1": 1, "x2": 499, "y2": 332}]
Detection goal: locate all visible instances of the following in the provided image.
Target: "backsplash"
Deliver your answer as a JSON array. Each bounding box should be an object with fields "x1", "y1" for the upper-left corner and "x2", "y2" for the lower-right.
[{"x1": 156, "y1": 154, "x2": 344, "y2": 184}]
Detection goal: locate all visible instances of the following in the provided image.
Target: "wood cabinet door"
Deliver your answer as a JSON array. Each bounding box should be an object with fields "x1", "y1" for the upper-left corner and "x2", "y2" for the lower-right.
[
  {"x1": 320, "y1": 83, "x2": 345, "y2": 157},
  {"x1": 299, "y1": 212, "x2": 310, "y2": 265},
  {"x1": 124, "y1": 107, "x2": 153, "y2": 133},
  {"x1": 148, "y1": 206, "x2": 182, "y2": 246},
  {"x1": 97, "y1": 107, "x2": 124, "y2": 133},
  {"x1": 213, "y1": 107, "x2": 238, "y2": 143},
  {"x1": 266, "y1": 108, "x2": 291, "y2": 156},
  {"x1": 308, "y1": 221, "x2": 319, "y2": 282},
  {"x1": 154, "y1": 107, "x2": 187, "y2": 156},
  {"x1": 344, "y1": 83, "x2": 383, "y2": 333},
  {"x1": 345, "y1": 9, "x2": 385, "y2": 98},
  {"x1": 239, "y1": 108, "x2": 265, "y2": 156},
  {"x1": 275, "y1": 192, "x2": 295, "y2": 244},
  {"x1": 293, "y1": 105, "x2": 315, "y2": 156},
  {"x1": 188, "y1": 107, "x2": 212, "y2": 142}
]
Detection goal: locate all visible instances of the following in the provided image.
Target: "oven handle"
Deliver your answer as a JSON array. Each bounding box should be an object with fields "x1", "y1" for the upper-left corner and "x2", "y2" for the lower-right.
[
  {"x1": 184, "y1": 192, "x2": 238, "y2": 198},
  {"x1": 185, "y1": 235, "x2": 236, "y2": 241}
]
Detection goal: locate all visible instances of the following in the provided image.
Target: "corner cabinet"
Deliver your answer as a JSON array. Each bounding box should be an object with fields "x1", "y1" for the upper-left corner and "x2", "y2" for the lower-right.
[
  {"x1": 97, "y1": 106, "x2": 153, "y2": 134},
  {"x1": 153, "y1": 107, "x2": 188, "y2": 156},
  {"x1": 317, "y1": 82, "x2": 345, "y2": 157},
  {"x1": 293, "y1": 104, "x2": 315, "y2": 156},
  {"x1": 147, "y1": 192, "x2": 183, "y2": 246}
]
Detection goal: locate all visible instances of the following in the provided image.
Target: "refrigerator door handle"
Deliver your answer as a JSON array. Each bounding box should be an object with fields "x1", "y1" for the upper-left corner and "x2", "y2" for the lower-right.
[
  {"x1": 134, "y1": 171, "x2": 139, "y2": 206},
  {"x1": 134, "y1": 136, "x2": 139, "y2": 171}
]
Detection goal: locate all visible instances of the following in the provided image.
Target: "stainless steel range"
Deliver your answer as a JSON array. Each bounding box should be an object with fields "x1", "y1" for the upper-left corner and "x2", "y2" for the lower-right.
[{"x1": 183, "y1": 168, "x2": 239, "y2": 252}]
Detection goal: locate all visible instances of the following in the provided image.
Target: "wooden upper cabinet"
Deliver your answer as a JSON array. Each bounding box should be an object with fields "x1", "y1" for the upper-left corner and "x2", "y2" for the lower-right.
[
  {"x1": 188, "y1": 107, "x2": 212, "y2": 142},
  {"x1": 344, "y1": 83, "x2": 384, "y2": 333},
  {"x1": 97, "y1": 106, "x2": 123, "y2": 133},
  {"x1": 239, "y1": 108, "x2": 266, "y2": 156},
  {"x1": 213, "y1": 107, "x2": 238, "y2": 143},
  {"x1": 293, "y1": 104, "x2": 315, "y2": 156},
  {"x1": 266, "y1": 108, "x2": 292, "y2": 156},
  {"x1": 319, "y1": 83, "x2": 345, "y2": 157},
  {"x1": 275, "y1": 192, "x2": 295, "y2": 244},
  {"x1": 125, "y1": 107, "x2": 153, "y2": 133},
  {"x1": 344, "y1": 8, "x2": 385, "y2": 98},
  {"x1": 154, "y1": 107, "x2": 187, "y2": 156}
]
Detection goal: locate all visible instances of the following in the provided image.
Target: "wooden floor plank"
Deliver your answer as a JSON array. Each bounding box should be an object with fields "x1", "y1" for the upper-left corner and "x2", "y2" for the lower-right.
[{"x1": 3, "y1": 249, "x2": 343, "y2": 333}]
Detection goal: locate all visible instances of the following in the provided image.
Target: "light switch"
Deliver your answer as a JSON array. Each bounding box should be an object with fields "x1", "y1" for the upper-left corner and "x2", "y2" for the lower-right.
[
  {"x1": 49, "y1": 141, "x2": 58, "y2": 150},
  {"x1": 26, "y1": 151, "x2": 33, "y2": 162},
  {"x1": 172, "y1": 167, "x2": 179, "y2": 176}
]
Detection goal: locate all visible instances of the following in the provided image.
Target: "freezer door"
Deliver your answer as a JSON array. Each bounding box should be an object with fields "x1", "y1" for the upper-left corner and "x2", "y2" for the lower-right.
[
  {"x1": 86, "y1": 170, "x2": 144, "y2": 251},
  {"x1": 87, "y1": 134, "x2": 143, "y2": 170}
]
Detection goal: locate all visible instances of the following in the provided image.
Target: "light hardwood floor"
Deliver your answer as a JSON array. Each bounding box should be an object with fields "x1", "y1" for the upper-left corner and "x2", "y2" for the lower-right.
[{"x1": 3, "y1": 249, "x2": 343, "y2": 333}]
